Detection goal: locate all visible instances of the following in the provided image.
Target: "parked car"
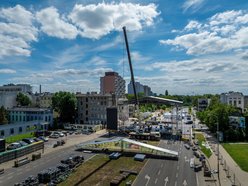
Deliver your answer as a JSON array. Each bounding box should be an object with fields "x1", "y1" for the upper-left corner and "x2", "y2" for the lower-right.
[
  {"x1": 53, "y1": 131, "x2": 64, "y2": 137},
  {"x1": 38, "y1": 136, "x2": 49, "y2": 142},
  {"x1": 184, "y1": 144, "x2": 190, "y2": 150},
  {"x1": 7, "y1": 142, "x2": 22, "y2": 150},
  {"x1": 17, "y1": 141, "x2": 28, "y2": 147},
  {"x1": 22, "y1": 138, "x2": 35, "y2": 144},
  {"x1": 49, "y1": 134, "x2": 60, "y2": 138},
  {"x1": 33, "y1": 138, "x2": 43, "y2": 142}
]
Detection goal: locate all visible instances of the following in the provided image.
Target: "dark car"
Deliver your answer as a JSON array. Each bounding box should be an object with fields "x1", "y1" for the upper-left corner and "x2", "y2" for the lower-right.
[
  {"x1": 38, "y1": 136, "x2": 49, "y2": 142},
  {"x1": 22, "y1": 138, "x2": 35, "y2": 144},
  {"x1": 18, "y1": 141, "x2": 28, "y2": 146},
  {"x1": 33, "y1": 138, "x2": 43, "y2": 142},
  {"x1": 7, "y1": 142, "x2": 22, "y2": 150}
]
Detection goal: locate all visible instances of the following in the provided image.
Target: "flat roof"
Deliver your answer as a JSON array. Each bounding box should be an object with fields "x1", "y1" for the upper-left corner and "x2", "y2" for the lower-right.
[
  {"x1": 147, "y1": 96, "x2": 183, "y2": 104},
  {"x1": 8, "y1": 107, "x2": 52, "y2": 112},
  {"x1": 123, "y1": 138, "x2": 178, "y2": 156}
]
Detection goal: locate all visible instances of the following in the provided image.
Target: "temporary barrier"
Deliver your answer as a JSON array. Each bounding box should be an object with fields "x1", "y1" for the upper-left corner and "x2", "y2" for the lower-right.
[{"x1": 0, "y1": 141, "x2": 44, "y2": 164}]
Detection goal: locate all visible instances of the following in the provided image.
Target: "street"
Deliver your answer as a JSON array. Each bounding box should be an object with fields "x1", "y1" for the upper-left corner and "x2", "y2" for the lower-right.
[{"x1": 134, "y1": 139, "x2": 197, "y2": 186}]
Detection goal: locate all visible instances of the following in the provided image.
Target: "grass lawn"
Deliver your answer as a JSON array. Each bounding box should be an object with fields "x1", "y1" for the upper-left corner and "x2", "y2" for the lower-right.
[
  {"x1": 5, "y1": 132, "x2": 35, "y2": 143},
  {"x1": 222, "y1": 143, "x2": 248, "y2": 172},
  {"x1": 59, "y1": 155, "x2": 146, "y2": 186},
  {"x1": 195, "y1": 133, "x2": 212, "y2": 158},
  {"x1": 82, "y1": 156, "x2": 146, "y2": 186},
  {"x1": 59, "y1": 154, "x2": 109, "y2": 186}
]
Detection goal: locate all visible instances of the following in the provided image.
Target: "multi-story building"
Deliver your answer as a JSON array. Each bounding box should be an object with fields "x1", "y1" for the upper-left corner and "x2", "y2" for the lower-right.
[
  {"x1": 0, "y1": 84, "x2": 33, "y2": 109},
  {"x1": 34, "y1": 92, "x2": 53, "y2": 108},
  {"x1": 128, "y1": 81, "x2": 153, "y2": 96},
  {"x1": 8, "y1": 107, "x2": 53, "y2": 126},
  {"x1": 100, "y1": 72, "x2": 126, "y2": 98},
  {"x1": 117, "y1": 98, "x2": 129, "y2": 124},
  {"x1": 244, "y1": 96, "x2": 248, "y2": 112},
  {"x1": 76, "y1": 92, "x2": 116, "y2": 125},
  {"x1": 143, "y1": 85, "x2": 152, "y2": 96},
  {"x1": 220, "y1": 91, "x2": 245, "y2": 112},
  {"x1": 128, "y1": 81, "x2": 144, "y2": 95},
  {"x1": 0, "y1": 84, "x2": 32, "y2": 93},
  {"x1": 197, "y1": 98, "x2": 210, "y2": 111}
]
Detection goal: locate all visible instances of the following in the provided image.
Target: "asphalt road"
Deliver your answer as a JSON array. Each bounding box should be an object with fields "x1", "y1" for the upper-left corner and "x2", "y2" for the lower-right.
[
  {"x1": 0, "y1": 140, "x2": 96, "y2": 186},
  {"x1": 133, "y1": 139, "x2": 197, "y2": 186}
]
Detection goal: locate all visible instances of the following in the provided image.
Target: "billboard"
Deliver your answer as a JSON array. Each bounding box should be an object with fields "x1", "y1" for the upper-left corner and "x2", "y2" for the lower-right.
[{"x1": 229, "y1": 116, "x2": 246, "y2": 128}]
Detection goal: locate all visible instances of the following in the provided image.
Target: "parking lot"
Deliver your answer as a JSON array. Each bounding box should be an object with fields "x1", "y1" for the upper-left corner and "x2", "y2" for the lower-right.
[{"x1": 0, "y1": 129, "x2": 107, "y2": 185}]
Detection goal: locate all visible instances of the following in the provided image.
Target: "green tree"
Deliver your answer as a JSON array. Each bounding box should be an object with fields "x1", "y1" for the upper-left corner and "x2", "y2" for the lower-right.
[
  {"x1": 165, "y1": 90, "x2": 169, "y2": 96},
  {"x1": 52, "y1": 92, "x2": 76, "y2": 123},
  {"x1": 16, "y1": 92, "x2": 31, "y2": 106},
  {"x1": 0, "y1": 106, "x2": 8, "y2": 124}
]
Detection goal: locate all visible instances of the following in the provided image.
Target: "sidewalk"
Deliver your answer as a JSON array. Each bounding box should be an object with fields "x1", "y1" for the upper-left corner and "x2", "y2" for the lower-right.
[{"x1": 207, "y1": 141, "x2": 248, "y2": 186}]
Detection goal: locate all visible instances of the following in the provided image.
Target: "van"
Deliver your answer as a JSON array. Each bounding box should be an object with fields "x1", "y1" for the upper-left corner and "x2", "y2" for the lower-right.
[{"x1": 190, "y1": 158, "x2": 194, "y2": 168}]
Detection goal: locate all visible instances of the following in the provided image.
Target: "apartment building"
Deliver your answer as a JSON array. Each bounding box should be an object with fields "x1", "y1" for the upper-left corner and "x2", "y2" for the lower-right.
[
  {"x1": 100, "y1": 72, "x2": 126, "y2": 98},
  {"x1": 76, "y1": 92, "x2": 116, "y2": 125}
]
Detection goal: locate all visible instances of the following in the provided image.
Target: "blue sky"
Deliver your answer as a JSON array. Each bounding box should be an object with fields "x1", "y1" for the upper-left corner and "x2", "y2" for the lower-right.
[{"x1": 1, "y1": 0, "x2": 248, "y2": 95}]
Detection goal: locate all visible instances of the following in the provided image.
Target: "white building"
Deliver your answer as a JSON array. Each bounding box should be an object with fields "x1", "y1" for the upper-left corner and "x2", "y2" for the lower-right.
[
  {"x1": 0, "y1": 84, "x2": 33, "y2": 109},
  {"x1": 220, "y1": 91, "x2": 245, "y2": 112}
]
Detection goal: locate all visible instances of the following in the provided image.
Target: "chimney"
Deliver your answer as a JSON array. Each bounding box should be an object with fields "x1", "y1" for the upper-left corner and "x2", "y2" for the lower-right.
[{"x1": 39, "y1": 85, "x2": 41, "y2": 94}]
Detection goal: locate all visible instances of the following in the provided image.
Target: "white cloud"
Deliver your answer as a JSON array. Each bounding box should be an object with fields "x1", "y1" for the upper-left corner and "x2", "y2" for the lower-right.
[
  {"x1": 138, "y1": 54, "x2": 248, "y2": 94},
  {"x1": 182, "y1": 0, "x2": 205, "y2": 12},
  {"x1": 0, "y1": 5, "x2": 33, "y2": 26},
  {"x1": 0, "y1": 69, "x2": 16, "y2": 74},
  {"x1": 36, "y1": 7, "x2": 78, "y2": 39},
  {"x1": 160, "y1": 10, "x2": 248, "y2": 55},
  {"x1": 69, "y1": 2, "x2": 159, "y2": 39},
  {"x1": 0, "y1": 5, "x2": 38, "y2": 58}
]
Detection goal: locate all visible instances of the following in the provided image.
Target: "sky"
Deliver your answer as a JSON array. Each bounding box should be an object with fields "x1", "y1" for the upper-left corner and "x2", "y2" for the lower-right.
[{"x1": 0, "y1": 0, "x2": 248, "y2": 95}]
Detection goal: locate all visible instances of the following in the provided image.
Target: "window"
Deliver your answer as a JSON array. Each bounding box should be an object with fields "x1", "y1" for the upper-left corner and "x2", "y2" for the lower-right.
[
  {"x1": 0, "y1": 130, "x2": 4, "y2": 136},
  {"x1": 19, "y1": 127, "x2": 22, "y2": 133},
  {"x1": 239, "y1": 100, "x2": 241, "y2": 104},
  {"x1": 10, "y1": 128, "x2": 14, "y2": 134},
  {"x1": 234, "y1": 100, "x2": 237, "y2": 106},
  {"x1": 86, "y1": 104, "x2": 88, "y2": 108}
]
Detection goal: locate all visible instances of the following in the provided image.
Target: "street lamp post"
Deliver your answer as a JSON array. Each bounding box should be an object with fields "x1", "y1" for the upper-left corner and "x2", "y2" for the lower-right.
[{"x1": 217, "y1": 119, "x2": 221, "y2": 186}]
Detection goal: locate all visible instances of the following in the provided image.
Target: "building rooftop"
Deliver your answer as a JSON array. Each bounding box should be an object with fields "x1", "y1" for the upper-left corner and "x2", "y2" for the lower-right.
[{"x1": 8, "y1": 107, "x2": 52, "y2": 112}]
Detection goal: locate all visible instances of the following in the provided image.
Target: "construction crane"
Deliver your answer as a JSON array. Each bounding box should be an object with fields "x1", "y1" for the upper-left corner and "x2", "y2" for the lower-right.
[{"x1": 122, "y1": 26, "x2": 141, "y2": 125}]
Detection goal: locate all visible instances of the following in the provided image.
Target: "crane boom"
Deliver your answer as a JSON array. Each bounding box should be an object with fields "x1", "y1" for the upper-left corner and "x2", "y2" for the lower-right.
[{"x1": 122, "y1": 26, "x2": 138, "y2": 106}]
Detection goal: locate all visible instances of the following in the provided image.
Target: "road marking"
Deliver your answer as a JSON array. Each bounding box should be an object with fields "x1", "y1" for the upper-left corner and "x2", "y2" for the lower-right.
[
  {"x1": 176, "y1": 173, "x2": 178, "y2": 178},
  {"x1": 183, "y1": 179, "x2": 188, "y2": 186},
  {"x1": 177, "y1": 165, "x2": 179, "y2": 170},
  {"x1": 145, "y1": 174, "x2": 150, "y2": 186},
  {"x1": 158, "y1": 170, "x2": 161, "y2": 175},
  {"x1": 175, "y1": 181, "x2": 177, "y2": 186},
  {"x1": 161, "y1": 163, "x2": 164, "y2": 168},
  {"x1": 155, "y1": 178, "x2": 158, "y2": 184},
  {"x1": 164, "y1": 177, "x2": 169, "y2": 186}
]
